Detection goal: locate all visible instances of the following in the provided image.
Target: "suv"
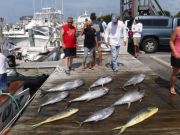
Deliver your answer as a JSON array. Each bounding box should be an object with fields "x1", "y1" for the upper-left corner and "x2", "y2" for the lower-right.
[{"x1": 127, "y1": 16, "x2": 180, "y2": 53}]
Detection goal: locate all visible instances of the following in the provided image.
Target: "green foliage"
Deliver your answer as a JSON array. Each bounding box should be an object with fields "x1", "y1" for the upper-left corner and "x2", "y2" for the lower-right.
[
  {"x1": 175, "y1": 11, "x2": 180, "y2": 17},
  {"x1": 158, "y1": 10, "x2": 171, "y2": 16},
  {"x1": 97, "y1": 14, "x2": 113, "y2": 24}
]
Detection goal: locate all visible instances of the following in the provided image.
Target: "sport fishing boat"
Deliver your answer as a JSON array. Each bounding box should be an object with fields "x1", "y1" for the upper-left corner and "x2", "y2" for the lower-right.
[
  {"x1": 3, "y1": 7, "x2": 62, "y2": 62},
  {"x1": 0, "y1": 81, "x2": 30, "y2": 134}
]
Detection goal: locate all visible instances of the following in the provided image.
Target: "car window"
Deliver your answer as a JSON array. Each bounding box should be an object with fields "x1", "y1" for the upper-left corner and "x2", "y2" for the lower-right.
[
  {"x1": 139, "y1": 19, "x2": 169, "y2": 27},
  {"x1": 177, "y1": 19, "x2": 180, "y2": 26}
]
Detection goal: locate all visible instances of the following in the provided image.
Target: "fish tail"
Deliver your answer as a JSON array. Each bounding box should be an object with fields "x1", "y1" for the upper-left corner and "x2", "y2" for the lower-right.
[
  {"x1": 112, "y1": 126, "x2": 127, "y2": 135},
  {"x1": 119, "y1": 126, "x2": 127, "y2": 134},
  {"x1": 121, "y1": 87, "x2": 127, "y2": 92},
  {"x1": 65, "y1": 101, "x2": 72, "y2": 109},
  {"x1": 38, "y1": 106, "x2": 42, "y2": 113},
  {"x1": 31, "y1": 122, "x2": 44, "y2": 129},
  {"x1": 40, "y1": 90, "x2": 47, "y2": 97},
  {"x1": 79, "y1": 122, "x2": 84, "y2": 127}
]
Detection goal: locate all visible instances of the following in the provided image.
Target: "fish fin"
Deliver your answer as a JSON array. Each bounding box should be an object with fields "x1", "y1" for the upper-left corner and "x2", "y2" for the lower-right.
[
  {"x1": 31, "y1": 122, "x2": 44, "y2": 129},
  {"x1": 127, "y1": 103, "x2": 131, "y2": 108},
  {"x1": 85, "y1": 99, "x2": 90, "y2": 102},
  {"x1": 139, "y1": 98, "x2": 142, "y2": 102}
]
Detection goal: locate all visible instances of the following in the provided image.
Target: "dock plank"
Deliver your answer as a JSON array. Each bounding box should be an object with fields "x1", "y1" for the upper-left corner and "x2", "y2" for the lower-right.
[{"x1": 11, "y1": 54, "x2": 180, "y2": 135}]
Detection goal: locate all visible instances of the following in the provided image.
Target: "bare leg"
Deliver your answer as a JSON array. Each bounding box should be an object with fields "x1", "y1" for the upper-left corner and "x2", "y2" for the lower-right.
[
  {"x1": 98, "y1": 50, "x2": 102, "y2": 66},
  {"x1": 134, "y1": 45, "x2": 137, "y2": 57},
  {"x1": 64, "y1": 57, "x2": 69, "y2": 70},
  {"x1": 170, "y1": 67, "x2": 180, "y2": 95}
]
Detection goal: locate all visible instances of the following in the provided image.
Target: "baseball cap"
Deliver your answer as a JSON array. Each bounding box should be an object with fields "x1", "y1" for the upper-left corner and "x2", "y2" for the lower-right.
[{"x1": 112, "y1": 15, "x2": 118, "y2": 22}]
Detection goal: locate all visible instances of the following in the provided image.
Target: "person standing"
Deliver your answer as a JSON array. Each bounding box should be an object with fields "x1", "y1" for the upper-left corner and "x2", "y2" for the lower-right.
[
  {"x1": 80, "y1": 20, "x2": 97, "y2": 69},
  {"x1": 0, "y1": 48, "x2": 8, "y2": 91},
  {"x1": 131, "y1": 19, "x2": 143, "y2": 58},
  {"x1": 105, "y1": 15, "x2": 127, "y2": 72},
  {"x1": 60, "y1": 17, "x2": 77, "y2": 75},
  {"x1": 90, "y1": 12, "x2": 104, "y2": 66},
  {"x1": 169, "y1": 26, "x2": 180, "y2": 95}
]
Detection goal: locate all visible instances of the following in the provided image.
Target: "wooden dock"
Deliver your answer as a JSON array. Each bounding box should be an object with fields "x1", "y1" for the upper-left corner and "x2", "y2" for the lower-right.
[{"x1": 10, "y1": 54, "x2": 180, "y2": 135}]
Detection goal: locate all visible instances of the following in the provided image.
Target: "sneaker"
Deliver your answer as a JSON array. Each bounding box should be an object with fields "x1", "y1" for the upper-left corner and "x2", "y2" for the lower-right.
[
  {"x1": 69, "y1": 66, "x2": 75, "y2": 71},
  {"x1": 65, "y1": 70, "x2": 70, "y2": 76},
  {"x1": 113, "y1": 69, "x2": 118, "y2": 72}
]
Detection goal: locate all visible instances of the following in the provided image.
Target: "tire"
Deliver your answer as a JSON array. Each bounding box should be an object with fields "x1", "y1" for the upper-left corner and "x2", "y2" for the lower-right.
[{"x1": 141, "y1": 38, "x2": 158, "y2": 53}]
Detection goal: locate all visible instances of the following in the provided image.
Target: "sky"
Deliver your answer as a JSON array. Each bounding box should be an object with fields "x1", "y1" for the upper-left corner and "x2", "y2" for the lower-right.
[{"x1": 0, "y1": 0, "x2": 180, "y2": 23}]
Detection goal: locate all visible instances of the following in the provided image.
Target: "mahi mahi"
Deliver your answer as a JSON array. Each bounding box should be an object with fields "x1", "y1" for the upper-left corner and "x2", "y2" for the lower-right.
[
  {"x1": 112, "y1": 106, "x2": 158, "y2": 134},
  {"x1": 42, "y1": 79, "x2": 84, "y2": 94},
  {"x1": 89, "y1": 75, "x2": 113, "y2": 89},
  {"x1": 122, "y1": 74, "x2": 145, "y2": 88},
  {"x1": 69, "y1": 87, "x2": 109, "y2": 103},
  {"x1": 80, "y1": 106, "x2": 115, "y2": 126},
  {"x1": 32, "y1": 108, "x2": 79, "y2": 128},
  {"x1": 38, "y1": 91, "x2": 69, "y2": 112},
  {"x1": 113, "y1": 89, "x2": 145, "y2": 108}
]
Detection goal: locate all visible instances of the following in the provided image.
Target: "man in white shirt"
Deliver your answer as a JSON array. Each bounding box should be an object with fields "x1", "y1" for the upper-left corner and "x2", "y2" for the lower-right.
[
  {"x1": 131, "y1": 19, "x2": 143, "y2": 57},
  {"x1": 0, "y1": 47, "x2": 8, "y2": 91},
  {"x1": 105, "y1": 15, "x2": 127, "y2": 72}
]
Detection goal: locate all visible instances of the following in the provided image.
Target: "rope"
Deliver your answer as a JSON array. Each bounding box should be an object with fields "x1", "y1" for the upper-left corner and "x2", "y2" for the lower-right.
[{"x1": 0, "y1": 90, "x2": 20, "y2": 110}]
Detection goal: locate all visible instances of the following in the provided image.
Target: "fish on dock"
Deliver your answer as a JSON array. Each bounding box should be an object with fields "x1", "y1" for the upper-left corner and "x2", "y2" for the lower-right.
[
  {"x1": 89, "y1": 75, "x2": 113, "y2": 89},
  {"x1": 122, "y1": 74, "x2": 146, "y2": 88},
  {"x1": 32, "y1": 108, "x2": 79, "y2": 128},
  {"x1": 112, "y1": 106, "x2": 158, "y2": 134},
  {"x1": 80, "y1": 106, "x2": 115, "y2": 126},
  {"x1": 69, "y1": 87, "x2": 109, "y2": 103},
  {"x1": 38, "y1": 91, "x2": 69, "y2": 112},
  {"x1": 41, "y1": 79, "x2": 85, "y2": 94},
  {"x1": 113, "y1": 89, "x2": 145, "y2": 108}
]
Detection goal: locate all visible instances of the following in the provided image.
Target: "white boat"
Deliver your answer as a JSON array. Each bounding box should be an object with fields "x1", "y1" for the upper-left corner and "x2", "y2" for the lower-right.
[
  {"x1": 3, "y1": 7, "x2": 62, "y2": 62},
  {"x1": 0, "y1": 81, "x2": 30, "y2": 134},
  {"x1": 76, "y1": 11, "x2": 90, "y2": 30}
]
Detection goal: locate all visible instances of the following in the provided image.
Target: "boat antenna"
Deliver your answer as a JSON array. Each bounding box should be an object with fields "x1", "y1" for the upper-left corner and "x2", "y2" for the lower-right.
[{"x1": 33, "y1": 0, "x2": 36, "y2": 14}]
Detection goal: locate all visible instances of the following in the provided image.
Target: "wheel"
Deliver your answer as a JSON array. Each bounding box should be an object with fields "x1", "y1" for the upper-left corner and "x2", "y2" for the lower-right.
[{"x1": 141, "y1": 38, "x2": 158, "y2": 53}]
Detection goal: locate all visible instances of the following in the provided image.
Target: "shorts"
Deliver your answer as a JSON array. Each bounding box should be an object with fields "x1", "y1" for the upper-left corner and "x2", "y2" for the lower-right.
[
  {"x1": 171, "y1": 55, "x2": 180, "y2": 68},
  {"x1": 133, "y1": 37, "x2": 141, "y2": 46},
  {"x1": 63, "y1": 48, "x2": 76, "y2": 57},
  {"x1": 0, "y1": 73, "x2": 8, "y2": 91}
]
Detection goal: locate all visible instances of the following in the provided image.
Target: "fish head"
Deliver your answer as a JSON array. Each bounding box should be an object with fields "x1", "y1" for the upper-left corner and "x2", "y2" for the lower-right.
[
  {"x1": 147, "y1": 106, "x2": 158, "y2": 114},
  {"x1": 69, "y1": 108, "x2": 79, "y2": 114}
]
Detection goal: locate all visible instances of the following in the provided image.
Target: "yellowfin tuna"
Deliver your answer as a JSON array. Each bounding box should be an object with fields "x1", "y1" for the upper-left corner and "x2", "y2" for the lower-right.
[
  {"x1": 112, "y1": 106, "x2": 158, "y2": 134},
  {"x1": 32, "y1": 108, "x2": 79, "y2": 128}
]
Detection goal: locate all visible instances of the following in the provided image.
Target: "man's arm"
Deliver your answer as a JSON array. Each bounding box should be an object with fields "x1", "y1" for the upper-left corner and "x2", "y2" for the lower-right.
[{"x1": 60, "y1": 27, "x2": 65, "y2": 48}]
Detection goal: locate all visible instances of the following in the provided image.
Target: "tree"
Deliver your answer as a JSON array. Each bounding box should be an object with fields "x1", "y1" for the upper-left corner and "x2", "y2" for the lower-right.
[
  {"x1": 98, "y1": 14, "x2": 113, "y2": 24},
  {"x1": 175, "y1": 11, "x2": 180, "y2": 17},
  {"x1": 158, "y1": 10, "x2": 171, "y2": 16}
]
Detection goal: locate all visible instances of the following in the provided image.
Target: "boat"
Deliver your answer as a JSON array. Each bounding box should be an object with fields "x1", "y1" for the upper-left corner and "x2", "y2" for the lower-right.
[
  {"x1": 3, "y1": 7, "x2": 63, "y2": 62},
  {"x1": 76, "y1": 11, "x2": 90, "y2": 30},
  {"x1": 0, "y1": 81, "x2": 30, "y2": 134}
]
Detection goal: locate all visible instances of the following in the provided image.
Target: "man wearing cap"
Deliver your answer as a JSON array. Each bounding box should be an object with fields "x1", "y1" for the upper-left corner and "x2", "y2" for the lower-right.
[
  {"x1": 132, "y1": 19, "x2": 143, "y2": 58},
  {"x1": 105, "y1": 15, "x2": 127, "y2": 72}
]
